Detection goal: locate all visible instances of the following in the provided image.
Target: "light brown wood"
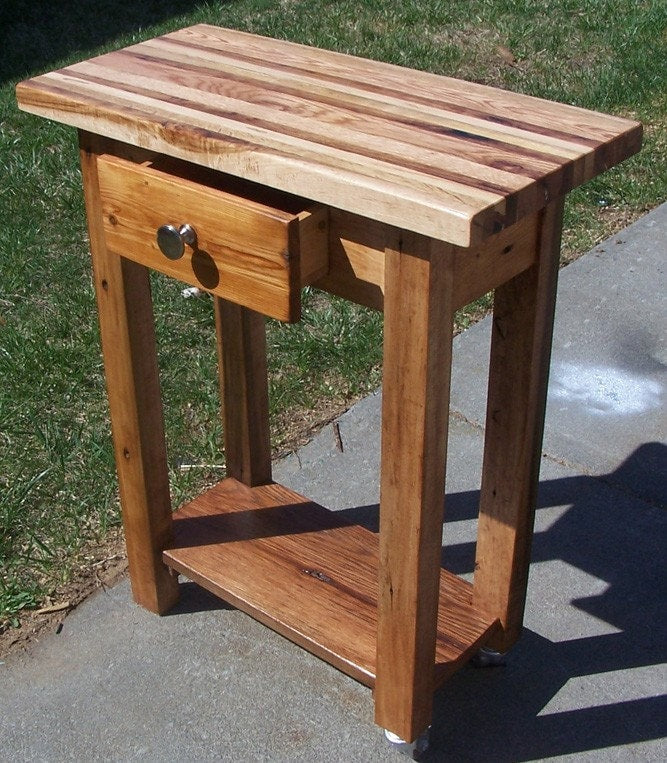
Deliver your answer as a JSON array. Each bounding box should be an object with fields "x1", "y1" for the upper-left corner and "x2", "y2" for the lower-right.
[
  {"x1": 215, "y1": 299, "x2": 272, "y2": 487},
  {"x1": 162, "y1": 478, "x2": 499, "y2": 686},
  {"x1": 375, "y1": 231, "x2": 456, "y2": 742},
  {"x1": 79, "y1": 131, "x2": 179, "y2": 614},
  {"x1": 473, "y1": 198, "x2": 565, "y2": 652},
  {"x1": 315, "y1": 209, "x2": 539, "y2": 312},
  {"x1": 96, "y1": 154, "x2": 328, "y2": 322},
  {"x1": 296, "y1": 205, "x2": 329, "y2": 284},
  {"x1": 314, "y1": 209, "x2": 388, "y2": 311},
  {"x1": 452, "y1": 212, "x2": 539, "y2": 310},
  {"x1": 16, "y1": 25, "x2": 641, "y2": 247}
]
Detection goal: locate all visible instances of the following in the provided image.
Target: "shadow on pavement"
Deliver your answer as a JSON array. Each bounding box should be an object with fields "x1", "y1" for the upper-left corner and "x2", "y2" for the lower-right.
[
  {"x1": 165, "y1": 581, "x2": 234, "y2": 616},
  {"x1": 165, "y1": 443, "x2": 666, "y2": 759},
  {"x1": 322, "y1": 442, "x2": 666, "y2": 759},
  {"x1": 436, "y1": 443, "x2": 665, "y2": 759}
]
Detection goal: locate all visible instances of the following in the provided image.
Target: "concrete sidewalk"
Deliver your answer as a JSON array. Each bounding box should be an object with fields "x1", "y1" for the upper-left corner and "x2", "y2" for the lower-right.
[{"x1": 1, "y1": 205, "x2": 665, "y2": 761}]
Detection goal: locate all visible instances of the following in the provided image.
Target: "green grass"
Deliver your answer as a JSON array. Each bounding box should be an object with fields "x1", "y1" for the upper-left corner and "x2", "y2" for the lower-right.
[{"x1": 1, "y1": 0, "x2": 665, "y2": 628}]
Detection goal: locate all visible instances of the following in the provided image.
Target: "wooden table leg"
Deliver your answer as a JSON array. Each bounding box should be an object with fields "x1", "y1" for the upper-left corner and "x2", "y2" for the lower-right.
[
  {"x1": 215, "y1": 298, "x2": 272, "y2": 487},
  {"x1": 80, "y1": 135, "x2": 179, "y2": 614},
  {"x1": 375, "y1": 231, "x2": 456, "y2": 743},
  {"x1": 473, "y1": 198, "x2": 565, "y2": 652}
]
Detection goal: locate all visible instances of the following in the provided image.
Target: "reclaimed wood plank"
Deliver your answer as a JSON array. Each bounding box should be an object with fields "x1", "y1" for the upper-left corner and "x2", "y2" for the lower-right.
[
  {"x1": 162, "y1": 478, "x2": 499, "y2": 687},
  {"x1": 16, "y1": 25, "x2": 642, "y2": 247},
  {"x1": 215, "y1": 299, "x2": 272, "y2": 487},
  {"x1": 375, "y1": 231, "x2": 456, "y2": 742},
  {"x1": 473, "y1": 198, "x2": 565, "y2": 652}
]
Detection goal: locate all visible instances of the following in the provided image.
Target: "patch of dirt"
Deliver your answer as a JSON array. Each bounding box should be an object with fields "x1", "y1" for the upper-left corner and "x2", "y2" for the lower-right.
[
  {"x1": 0, "y1": 529, "x2": 127, "y2": 660},
  {"x1": 560, "y1": 205, "x2": 651, "y2": 265}
]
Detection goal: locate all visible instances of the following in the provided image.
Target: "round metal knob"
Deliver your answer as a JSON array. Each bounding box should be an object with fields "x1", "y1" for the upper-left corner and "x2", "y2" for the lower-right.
[{"x1": 156, "y1": 223, "x2": 196, "y2": 260}]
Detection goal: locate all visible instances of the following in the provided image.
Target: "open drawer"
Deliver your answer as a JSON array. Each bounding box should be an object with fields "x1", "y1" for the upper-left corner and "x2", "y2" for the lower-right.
[{"x1": 96, "y1": 154, "x2": 329, "y2": 322}]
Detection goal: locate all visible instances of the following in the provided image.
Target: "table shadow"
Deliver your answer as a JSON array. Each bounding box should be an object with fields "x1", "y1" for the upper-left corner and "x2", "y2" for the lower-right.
[{"x1": 427, "y1": 442, "x2": 666, "y2": 760}]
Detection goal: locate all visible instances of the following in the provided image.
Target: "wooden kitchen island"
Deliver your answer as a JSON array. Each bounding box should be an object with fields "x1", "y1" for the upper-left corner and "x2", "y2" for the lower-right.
[{"x1": 17, "y1": 25, "x2": 641, "y2": 751}]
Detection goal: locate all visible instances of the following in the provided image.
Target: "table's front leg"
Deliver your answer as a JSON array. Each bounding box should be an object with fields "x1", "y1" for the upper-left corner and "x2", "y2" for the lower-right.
[
  {"x1": 80, "y1": 135, "x2": 179, "y2": 614},
  {"x1": 376, "y1": 231, "x2": 455, "y2": 743},
  {"x1": 473, "y1": 198, "x2": 565, "y2": 652}
]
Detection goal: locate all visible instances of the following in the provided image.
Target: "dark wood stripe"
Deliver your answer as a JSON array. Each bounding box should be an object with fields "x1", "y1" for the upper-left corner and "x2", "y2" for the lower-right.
[
  {"x1": 26, "y1": 77, "x2": 501, "y2": 233},
  {"x1": 395, "y1": 121, "x2": 569, "y2": 168},
  {"x1": 60, "y1": 67, "x2": 523, "y2": 200},
  {"x1": 20, "y1": 78, "x2": 257, "y2": 154},
  {"x1": 118, "y1": 49, "x2": 567, "y2": 178},
  {"x1": 159, "y1": 35, "x2": 602, "y2": 149}
]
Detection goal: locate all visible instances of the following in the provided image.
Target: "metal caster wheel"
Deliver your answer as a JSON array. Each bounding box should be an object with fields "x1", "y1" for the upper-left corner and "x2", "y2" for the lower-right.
[
  {"x1": 384, "y1": 726, "x2": 430, "y2": 760},
  {"x1": 470, "y1": 646, "x2": 506, "y2": 668}
]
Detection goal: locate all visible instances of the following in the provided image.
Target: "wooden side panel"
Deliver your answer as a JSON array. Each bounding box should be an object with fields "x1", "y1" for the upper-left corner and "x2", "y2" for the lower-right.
[
  {"x1": 473, "y1": 198, "x2": 565, "y2": 651},
  {"x1": 452, "y1": 212, "x2": 539, "y2": 309},
  {"x1": 375, "y1": 231, "x2": 456, "y2": 742},
  {"x1": 296, "y1": 205, "x2": 329, "y2": 285},
  {"x1": 314, "y1": 210, "x2": 538, "y2": 312},
  {"x1": 215, "y1": 298, "x2": 272, "y2": 487},
  {"x1": 314, "y1": 208, "x2": 387, "y2": 310},
  {"x1": 97, "y1": 154, "x2": 303, "y2": 322},
  {"x1": 79, "y1": 130, "x2": 179, "y2": 614}
]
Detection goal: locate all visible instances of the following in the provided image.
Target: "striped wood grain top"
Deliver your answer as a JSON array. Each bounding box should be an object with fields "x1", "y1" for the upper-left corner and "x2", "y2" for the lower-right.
[{"x1": 16, "y1": 24, "x2": 642, "y2": 246}]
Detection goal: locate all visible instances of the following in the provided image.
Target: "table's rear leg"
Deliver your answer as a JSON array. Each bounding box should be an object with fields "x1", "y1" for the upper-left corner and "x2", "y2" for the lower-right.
[
  {"x1": 375, "y1": 230, "x2": 455, "y2": 744},
  {"x1": 473, "y1": 198, "x2": 565, "y2": 653},
  {"x1": 215, "y1": 298, "x2": 272, "y2": 487},
  {"x1": 80, "y1": 133, "x2": 179, "y2": 614}
]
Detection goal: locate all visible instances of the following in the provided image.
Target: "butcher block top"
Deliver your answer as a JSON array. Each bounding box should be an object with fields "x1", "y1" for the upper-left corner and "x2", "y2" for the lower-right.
[{"x1": 16, "y1": 24, "x2": 641, "y2": 247}]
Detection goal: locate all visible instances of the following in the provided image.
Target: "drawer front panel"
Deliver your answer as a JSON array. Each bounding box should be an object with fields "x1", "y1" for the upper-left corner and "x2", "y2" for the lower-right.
[{"x1": 97, "y1": 155, "x2": 320, "y2": 321}]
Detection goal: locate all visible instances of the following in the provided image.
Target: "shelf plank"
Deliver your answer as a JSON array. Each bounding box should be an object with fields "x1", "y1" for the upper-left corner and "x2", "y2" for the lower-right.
[{"x1": 163, "y1": 478, "x2": 499, "y2": 687}]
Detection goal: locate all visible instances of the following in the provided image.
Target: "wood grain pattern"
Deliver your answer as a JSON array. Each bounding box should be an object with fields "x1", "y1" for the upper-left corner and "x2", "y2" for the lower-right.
[
  {"x1": 215, "y1": 299, "x2": 272, "y2": 487},
  {"x1": 473, "y1": 198, "x2": 565, "y2": 652},
  {"x1": 315, "y1": 209, "x2": 539, "y2": 311},
  {"x1": 16, "y1": 24, "x2": 641, "y2": 247},
  {"x1": 79, "y1": 132, "x2": 179, "y2": 614},
  {"x1": 375, "y1": 232, "x2": 456, "y2": 742},
  {"x1": 162, "y1": 478, "x2": 499, "y2": 687},
  {"x1": 96, "y1": 153, "x2": 327, "y2": 322},
  {"x1": 314, "y1": 209, "x2": 389, "y2": 311}
]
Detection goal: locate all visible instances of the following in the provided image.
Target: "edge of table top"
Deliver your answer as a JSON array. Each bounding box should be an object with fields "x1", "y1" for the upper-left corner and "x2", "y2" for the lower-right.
[{"x1": 16, "y1": 24, "x2": 642, "y2": 247}]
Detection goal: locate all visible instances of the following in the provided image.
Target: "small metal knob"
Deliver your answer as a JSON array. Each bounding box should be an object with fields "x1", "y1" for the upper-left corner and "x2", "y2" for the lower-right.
[{"x1": 156, "y1": 223, "x2": 196, "y2": 260}]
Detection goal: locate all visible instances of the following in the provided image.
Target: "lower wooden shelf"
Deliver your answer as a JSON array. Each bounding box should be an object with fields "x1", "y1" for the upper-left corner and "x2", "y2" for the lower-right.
[{"x1": 163, "y1": 478, "x2": 499, "y2": 688}]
